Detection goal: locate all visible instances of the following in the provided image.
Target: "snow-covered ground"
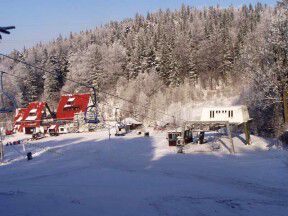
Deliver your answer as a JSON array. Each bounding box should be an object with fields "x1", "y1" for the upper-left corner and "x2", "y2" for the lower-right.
[{"x1": 0, "y1": 130, "x2": 288, "y2": 216}]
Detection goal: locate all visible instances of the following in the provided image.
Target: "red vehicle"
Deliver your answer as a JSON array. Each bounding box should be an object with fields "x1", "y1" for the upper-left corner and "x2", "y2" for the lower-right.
[
  {"x1": 32, "y1": 132, "x2": 45, "y2": 140},
  {"x1": 5, "y1": 129, "x2": 14, "y2": 135},
  {"x1": 48, "y1": 124, "x2": 59, "y2": 136}
]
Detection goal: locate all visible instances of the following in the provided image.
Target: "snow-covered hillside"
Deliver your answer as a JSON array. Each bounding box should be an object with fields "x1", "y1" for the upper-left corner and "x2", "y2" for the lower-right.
[{"x1": 0, "y1": 130, "x2": 287, "y2": 216}]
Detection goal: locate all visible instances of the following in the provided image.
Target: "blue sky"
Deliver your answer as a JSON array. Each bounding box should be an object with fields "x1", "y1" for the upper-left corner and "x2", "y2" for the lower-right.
[{"x1": 0, "y1": 0, "x2": 277, "y2": 54}]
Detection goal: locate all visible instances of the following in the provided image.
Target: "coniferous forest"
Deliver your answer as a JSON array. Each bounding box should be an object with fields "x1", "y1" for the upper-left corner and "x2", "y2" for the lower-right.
[{"x1": 0, "y1": 1, "x2": 287, "y2": 138}]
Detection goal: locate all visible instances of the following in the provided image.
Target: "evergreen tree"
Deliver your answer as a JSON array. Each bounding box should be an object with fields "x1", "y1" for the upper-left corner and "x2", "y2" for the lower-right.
[
  {"x1": 44, "y1": 48, "x2": 68, "y2": 109},
  {"x1": 86, "y1": 44, "x2": 104, "y2": 89}
]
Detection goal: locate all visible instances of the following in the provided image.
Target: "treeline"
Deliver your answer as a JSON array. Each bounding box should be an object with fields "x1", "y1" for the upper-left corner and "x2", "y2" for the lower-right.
[{"x1": 0, "y1": 1, "x2": 287, "y2": 137}]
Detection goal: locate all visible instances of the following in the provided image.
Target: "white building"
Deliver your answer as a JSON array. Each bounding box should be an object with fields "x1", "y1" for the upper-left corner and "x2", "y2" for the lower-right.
[{"x1": 200, "y1": 106, "x2": 250, "y2": 124}]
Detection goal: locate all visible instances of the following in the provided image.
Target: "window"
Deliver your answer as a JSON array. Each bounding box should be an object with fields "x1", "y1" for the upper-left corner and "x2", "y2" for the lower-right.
[
  {"x1": 60, "y1": 128, "x2": 64, "y2": 132},
  {"x1": 185, "y1": 131, "x2": 190, "y2": 137},
  {"x1": 169, "y1": 133, "x2": 178, "y2": 141},
  {"x1": 64, "y1": 107, "x2": 80, "y2": 111},
  {"x1": 228, "y1": 110, "x2": 234, "y2": 118}
]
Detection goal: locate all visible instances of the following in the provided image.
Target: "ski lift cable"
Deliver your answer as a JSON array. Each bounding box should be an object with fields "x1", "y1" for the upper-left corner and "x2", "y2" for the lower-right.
[
  {"x1": 0, "y1": 53, "x2": 91, "y2": 89},
  {"x1": 10, "y1": 144, "x2": 26, "y2": 158},
  {"x1": 0, "y1": 53, "x2": 176, "y2": 120},
  {"x1": 100, "y1": 100, "x2": 168, "y2": 125},
  {"x1": 0, "y1": 70, "x2": 172, "y2": 125},
  {"x1": 98, "y1": 90, "x2": 173, "y2": 118}
]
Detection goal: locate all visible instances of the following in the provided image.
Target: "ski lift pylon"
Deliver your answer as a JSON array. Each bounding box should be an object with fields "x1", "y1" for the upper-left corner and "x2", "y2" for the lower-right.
[
  {"x1": 84, "y1": 87, "x2": 100, "y2": 124},
  {"x1": 0, "y1": 71, "x2": 17, "y2": 113}
]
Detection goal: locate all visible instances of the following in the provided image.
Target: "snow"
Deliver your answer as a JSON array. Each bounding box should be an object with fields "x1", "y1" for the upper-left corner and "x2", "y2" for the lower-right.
[
  {"x1": 67, "y1": 97, "x2": 75, "y2": 102},
  {"x1": 15, "y1": 116, "x2": 22, "y2": 122},
  {"x1": 29, "y1": 109, "x2": 37, "y2": 113},
  {"x1": 164, "y1": 96, "x2": 241, "y2": 125},
  {"x1": 122, "y1": 117, "x2": 142, "y2": 125},
  {"x1": 0, "y1": 130, "x2": 287, "y2": 216},
  {"x1": 48, "y1": 125, "x2": 56, "y2": 130},
  {"x1": 25, "y1": 115, "x2": 38, "y2": 120}
]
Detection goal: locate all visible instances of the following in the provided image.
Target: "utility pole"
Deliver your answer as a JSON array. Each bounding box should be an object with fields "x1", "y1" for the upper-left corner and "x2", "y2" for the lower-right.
[
  {"x1": 22, "y1": 141, "x2": 26, "y2": 152},
  {"x1": 283, "y1": 88, "x2": 288, "y2": 125},
  {"x1": 226, "y1": 122, "x2": 235, "y2": 154},
  {"x1": 0, "y1": 141, "x2": 3, "y2": 162},
  {"x1": 0, "y1": 129, "x2": 4, "y2": 162},
  {"x1": 177, "y1": 122, "x2": 186, "y2": 154},
  {"x1": 115, "y1": 108, "x2": 120, "y2": 123},
  {"x1": 244, "y1": 122, "x2": 251, "y2": 145}
]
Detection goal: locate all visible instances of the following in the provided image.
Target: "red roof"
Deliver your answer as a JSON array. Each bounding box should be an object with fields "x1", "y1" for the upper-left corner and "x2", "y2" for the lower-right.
[
  {"x1": 13, "y1": 108, "x2": 29, "y2": 132},
  {"x1": 56, "y1": 94, "x2": 91, "y2": 121},
  {"x1": 14, "y1": 108, "x2": 28, "y2": 124},
  {"x1": 13, "y1": 102, "x2": 49, "y2": 132},
  {"x1": 22, "y1": 102, "x2": 48, "y2": 128}
]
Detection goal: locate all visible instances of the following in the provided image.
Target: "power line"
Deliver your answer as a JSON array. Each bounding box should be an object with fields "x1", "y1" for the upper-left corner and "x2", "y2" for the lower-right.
[
  {"x1": 0, "y1": 53, "x2": 91, "y2": 88},
  {"x1": 0, "y1": 70, "x2": 170, "y2": 126},
  {"x1": 3, "y1": 70, "x2": 173, "y2": 126},
  {"x1": 0, "y1": 53, "x2": 175, "y2": 120},
  {"x1": 100, "y1": 100, "x2": 168, "y2": 125}
]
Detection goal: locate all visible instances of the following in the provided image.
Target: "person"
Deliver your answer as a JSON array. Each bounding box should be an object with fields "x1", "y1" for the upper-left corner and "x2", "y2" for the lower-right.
[{"x1": 199, "y1": 131, "x2": 205, "y2": 144}]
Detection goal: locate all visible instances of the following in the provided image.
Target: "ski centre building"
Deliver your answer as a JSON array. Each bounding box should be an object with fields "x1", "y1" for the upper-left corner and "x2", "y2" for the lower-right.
[
  {"x1": 52, "y1": 93, "x2": 93, "y2": 133},
  {"x1": 13, "y1": 102, "x2": 54, "y2": 134},
  {"x1": 13, "y1": 93, "x2": 94, "y2": 134},
  {"x1": 56, "y1": 93, "x2": 91, "y2": 121}
]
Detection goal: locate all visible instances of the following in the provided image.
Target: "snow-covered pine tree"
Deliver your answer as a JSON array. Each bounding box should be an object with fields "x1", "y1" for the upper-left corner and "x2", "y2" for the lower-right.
[
  {"x1": 44, "y1": 47, "x2": 68, "y2": 109},
  {"x1": 85, "y1": 44, "x2": 104, "y2": 89}
]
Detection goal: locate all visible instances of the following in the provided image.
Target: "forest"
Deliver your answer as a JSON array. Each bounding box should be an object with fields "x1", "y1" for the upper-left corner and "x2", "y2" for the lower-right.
[{"x1": 0, "y1": 1, "x2": 287, "y2": 138}]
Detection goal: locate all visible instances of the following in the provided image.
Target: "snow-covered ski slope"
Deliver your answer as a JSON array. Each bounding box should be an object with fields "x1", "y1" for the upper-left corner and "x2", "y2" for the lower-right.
[{"x1": 0, "y1": 130, "x2": 288, "y2": 216}]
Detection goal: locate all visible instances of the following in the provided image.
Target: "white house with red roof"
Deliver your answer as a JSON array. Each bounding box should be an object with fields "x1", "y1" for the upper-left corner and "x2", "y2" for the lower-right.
[
  {"x1": 13, "y1": 108, "x2": 28, "y2": 132},
  {"x1": 14, "y1": 102, "x2": 54, "y2": 134},
  {"x1": 48, "y1": 93, "x2": 94, "y2": 134},
  {"x1": 56, "y1": 93, "x2": 92, "y2": 121}
]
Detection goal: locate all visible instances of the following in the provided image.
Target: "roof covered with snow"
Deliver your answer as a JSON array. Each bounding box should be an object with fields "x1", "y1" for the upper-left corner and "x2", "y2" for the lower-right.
[
  {"x1": 13, "y1": 108, "x2": 28, "y2": 129},
  {"x1": 29, "y1": 109, "x2": 37, "y2": 113},
  {"x1": 56, "y1": 94, "x2": 91, "y2": 121},
  {"x1": 25, "y1": 116, "x2": 38, "y2": 121},
  {"x1": 14, "y1": 102, "x2": 51, "y2": 131},
  {"x1": 122, "y1": 117, "x2": 142, "y2": 125},
  {"x1": 67, "y1": 97, "x2": 75, "y2": 102}
]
